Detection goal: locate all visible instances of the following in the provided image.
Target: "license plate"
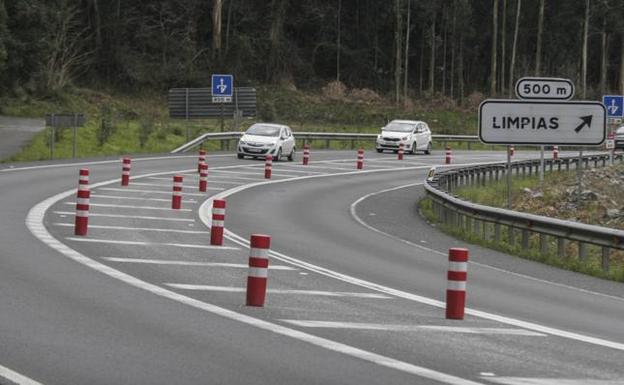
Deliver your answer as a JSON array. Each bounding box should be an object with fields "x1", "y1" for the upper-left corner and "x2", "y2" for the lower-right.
[{"x1": 247, "y1": 148, "x2": 261, "y2": 153}]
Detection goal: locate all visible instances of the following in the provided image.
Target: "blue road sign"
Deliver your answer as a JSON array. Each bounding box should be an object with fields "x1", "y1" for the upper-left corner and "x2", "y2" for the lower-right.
[
  {"x1": 603, "y1": 95, "x2": 623, "y2": 118},
  {"x1": 212, "y1": 74, "x2": 233, "y2": 98}
]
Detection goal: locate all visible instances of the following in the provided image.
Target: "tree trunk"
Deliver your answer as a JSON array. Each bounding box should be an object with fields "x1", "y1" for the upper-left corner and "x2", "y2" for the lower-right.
[
  {"x1": 267, "y1": 0, "x2": 287, "y2": 82},
  {"x1": 620, "y1": 33, "x2": 624, "y2": 94},
  {"x1": 429, "y1": 16, "x2": 436, "y2": 96},
  {"x1": 419, "y1": 28, "x2": 425, "y2": 96},
  {"x1": 395, "y1": 0, "x2": 402, "y2": 105},
  {"x1": 403, "y1": 0, "x2": 411, "y2": 104},
  {"x1": 442, "y1": 5, "x2": 448, "y2": 96},
  {"x1": 337, "y1": 0, "x2": 341, "y2": 82},
  {"x1": 535, "y1": 0, "x2": 544, "y2": 76},
  {"x1": 225, "y1": 0, "x2": 234, "y2": 57},
  {"x1": 490, "y1": 0, "x2": 498, "y2": 96},
  {"x1": 501, "y1": 0, "x2": 507, "y2": 95},
  {"x1": 509, "y1": 0, "x2": 521, "y2": 97},
  {"x1": 450, "y1": 0, "x2": 457, "y2": 99},
  {"x1": 458, "y1": 29, "x2": 464, "y2": 104},
  {"x1": 582, "y1": 0, "x2": 589, "y2": 98},
  {"x1": 599, "y1": 16, "x2": 607, "y2": 95},
  {"x1": 212, "y1": 0, "x2": 223, "y2": 64}
]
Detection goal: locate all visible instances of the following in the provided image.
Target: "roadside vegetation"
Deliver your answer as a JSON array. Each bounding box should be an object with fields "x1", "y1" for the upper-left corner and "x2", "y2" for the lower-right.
[
  {"x1": 420, "y1": 163, "x2": 624, "y2": 282},
  {"x1": 1, "y1": 84, "x2": 480, "y2": 162}
]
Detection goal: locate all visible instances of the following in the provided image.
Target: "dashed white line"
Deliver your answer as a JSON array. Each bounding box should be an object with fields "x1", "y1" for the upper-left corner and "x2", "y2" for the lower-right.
[
  {"x1": 165, "y1": 284, "x2": 391, "y2": 298},
  {"x1": 53, "y1": 223, "x2": 206, "y2": 234},
  {"x1": 103, "y1": 258, "x2": 296, "y2": 270},
  {"x1": 64, "y1": 202, "x2": 192, "y2": 212},
  {"x1": 53, "y1": 211, "x2": 195, "y2": 222},
  {"x1": 483, "y1": 377, "x2": 623, "y2": 385},
  {"x1": 280, "y1": 320, "x2": 547, "y2": 336},
  {"x1": 0, "y1": 364, "x2": 43, "y2": 385},
  {"x1": 97, "y1": 187, "x2": 210, "y2": 196},
  {"x1": 65, "y1": 237, "x2": 239, "y2": 250}
]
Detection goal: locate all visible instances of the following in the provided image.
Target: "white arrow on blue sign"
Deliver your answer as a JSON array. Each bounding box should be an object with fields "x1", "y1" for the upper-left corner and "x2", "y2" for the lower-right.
[
  {"x1": 602, "y1": 95, "x2": 623, "y2": 118},
  {"x1": 212, "y1": 74, "x2": 233, "y2": 103}
]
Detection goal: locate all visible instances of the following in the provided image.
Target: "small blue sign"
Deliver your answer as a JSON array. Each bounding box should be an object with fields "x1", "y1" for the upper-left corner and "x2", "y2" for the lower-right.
[
  {"x1": 603, "y1": 95, "x2": 623, "y2": 118},
  {"x1": 212, "y1": 74, "x2": 233, "y2": 97}
]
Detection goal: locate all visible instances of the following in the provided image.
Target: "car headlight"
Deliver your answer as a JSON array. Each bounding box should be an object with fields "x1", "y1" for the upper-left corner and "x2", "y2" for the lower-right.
[
  {"x1": 377, "y1": 135, "x2": 381, "y2": 140},
  {"x1": 239, "y1": 140, "x2": 246, "y2": 145},
  {"x1": 401, "y1": 136, "x2": 409, "y2": 141}
]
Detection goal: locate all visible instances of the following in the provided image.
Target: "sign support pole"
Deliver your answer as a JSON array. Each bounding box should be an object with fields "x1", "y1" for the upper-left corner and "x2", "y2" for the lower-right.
[
  {"x1": 539, "y1": 146, "x2": 544, "y2": 183},
  {"x1": 507, "y1": 145, "x2": 512, "y2": 209},
  {"x1": 72, "y1": 113, "x2": 78, "y2": 159},
  {"x1": 220, "y1": 103, "x2": 225, "y2": 151},
  {"x1": 576, "y1": 150, "x2": 583, "y2": 202}
]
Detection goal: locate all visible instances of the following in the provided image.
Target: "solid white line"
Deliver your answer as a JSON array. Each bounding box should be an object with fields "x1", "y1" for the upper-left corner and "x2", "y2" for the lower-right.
[
  {"x1": 27, "y1": 179, "x2": 484, "y2": 385},
  {"x1": 279, "y1": 320, "x2": 546, "y2": 336},
  {"x1": 0, "y1": 364, "x2": 43, "y2": 385},
  {"x1": 102, "y1": 258, "x2": 296, "y2": 270},
  {"x1": 65, "y1": 237, "x2": 239, "y2": 250},
  {"x1": 127, "y1": 182, "x2": 225, "y2": 191},
  {"x1": 91, "y1": 194, "x2": 197, "y2": 203},
  {"x1": 165, "y1": 284, "x2": 391, "y2": 298},
  {"x1": 349, "y1": 184, "x2": 624, "y2": 305},
  {"x1": 97, "y1": 187, "x2": 210, "y2": 196},
  {"x1": 53, "y1": 223, "x2": 206, "y2": 234},
  {"x1": 212, "y1": 169, "x2": 296, "y2": 178},
  {"x1": 64, "y1": 202, "x2": 192, "y2": 212},
  {"x1": 53, "y1": 211, "x2": 194, "y2": 222},
  {"x1": 199, "y1": 169, "x2": 624, "y2": 352},
  {"x1": 268, "y1": 166, "x2": 324, "y2": 174},
  {"x1": 483, "y1": 377, "x2": 624, "y2": 385}
]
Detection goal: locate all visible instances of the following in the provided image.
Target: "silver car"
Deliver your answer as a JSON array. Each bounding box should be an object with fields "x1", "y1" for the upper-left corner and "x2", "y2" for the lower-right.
[
  {"x1": 615, "y1": 125, "x2": 624, "y2": 149},
  {"x1": 237, "y1": 123, "x2": 296, "y2": 161},
  {"x1": 375, "y1": 120, "x2": 432, "y2": 154}
]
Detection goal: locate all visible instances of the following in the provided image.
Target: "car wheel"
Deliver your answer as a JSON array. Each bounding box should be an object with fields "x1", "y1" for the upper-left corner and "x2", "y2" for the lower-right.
[
  {"x1": 274, "y1": 148, "x2": 282, "y2": 162},
  {"x1": 410, "y1": 141, "x2": 417, "y2": 155},
  {"x1": 424, "y1": 142, "x2": 432, "y2": 155},
  {"x1": 287, "y1": 147, "x2": 295, "y2": 161},
  {"x1": 376, "y1": 149, "x2": 383, "y2": 153},
  {"x1": 237, "y1": 153, "x2": 244, "y2": 159}
]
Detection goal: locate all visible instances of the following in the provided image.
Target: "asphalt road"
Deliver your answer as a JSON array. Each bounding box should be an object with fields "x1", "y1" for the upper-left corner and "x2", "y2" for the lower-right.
[
  {"x1": 1, "y1": 149, "x2": 622, "y2": 385},
  {"x1": 0, "y1": 116, "x2": 45, "y2": 161}
]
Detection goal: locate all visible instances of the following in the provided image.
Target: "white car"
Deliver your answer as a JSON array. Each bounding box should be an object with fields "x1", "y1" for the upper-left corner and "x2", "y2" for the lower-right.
[
  {"x1": 615, "y1": 125, "x2": 624, "y2": 149},
  {"x1": 375, "y1": 120, "x2": 432, "y2": 154},
  {"x1": 237, "y1": 123, "x2": 296, "y2": 161}
]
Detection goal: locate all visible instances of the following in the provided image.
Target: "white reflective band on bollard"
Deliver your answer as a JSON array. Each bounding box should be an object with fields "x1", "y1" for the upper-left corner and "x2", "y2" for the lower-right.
[
  {"x1": 448, "y1": 262, "x2": 468, "y2": 272},
  {"x1": 248, "y1": 267, "x2": 269, "y2": 278},
  {"x1": 447, "y1": 281, "x2": 467, "y2": 291}
]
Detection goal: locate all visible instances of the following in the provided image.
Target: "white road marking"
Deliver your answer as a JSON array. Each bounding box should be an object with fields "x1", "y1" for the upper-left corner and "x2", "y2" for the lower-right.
[
  {"x1": 97, "y1": 187, "x2": 210, "y2": 196},
  {"x1": 102, "y1": 258, "x2": 296, "y2": 270},
  {"x1": 199, "y1": 168, "x2": 624, "y2": 352},
  {"x1": 203, "y1": 173, "x2": 265, "y2": 181},
  {"x1": 65, "y1": 237, "x2": 239, "y2": 250},
  {"x1": 483, "y1": 377, "x2": 624, "y2": 385},
  {"x1": 91, "y1": 194, "x2": 197, "y2": 203},
  {"x1": 268, "y1": 166, "x2": 324, "y2": 174},
  {"x1": 127, "y1": 181, "x2": 224, "y2": 191},
  {"x1": 64, "y1": 202, "x2": 192, "y2": 212},
  {"x1": 53, "y1": 211, "x2": 194, "y2": 222},
  {"x1": 0, "y1": 364, "x2": 43, "y2": 385},
  {"x1": 283, "y1": 164, "x2": 363, "y2": 172},
  {"x1": 280, "y1": 320, "x2": 546, "y2": 336},
  {"x1": 53, "y1": 223, "x2": 206, "y2": 234},
  {"x1": 212, "y1": 169, "x2": 296, "y2": 178},
  {"x1": 28, "y1": 168, "x2": 495, "y2": 385},
  {"x1": 165, "y1": 284, "x2": 391, "y2": 298},
  {"x1": 349, "y1": 184, "x2": 624, "y2": 305}
]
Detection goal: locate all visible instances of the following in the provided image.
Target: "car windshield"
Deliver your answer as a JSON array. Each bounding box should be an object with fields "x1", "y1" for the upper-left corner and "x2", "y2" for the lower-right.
[
  {"x1": 383, "y1": 122, "x2": 415, "y2": 133},
  {"x1": 246, "y1": 125, "x2": 281, "y2": 137}
]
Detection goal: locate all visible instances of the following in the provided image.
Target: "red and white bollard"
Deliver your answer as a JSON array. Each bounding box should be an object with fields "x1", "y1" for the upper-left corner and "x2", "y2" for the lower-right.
[
  {"x1": 171, "y1": 175, "x2": 183, "y2": 209},
  {"x1": 303, "y1": 144, "x2": 310, "y2": 166},
  {"x1": 356, "y1": 148, "x2": 364, "y2": 169},
  {"x1": 446, "y1": 248, "x2": 469, "y2": 320},
  {"x1": 445, "y1": 146, "x2": 452, "y2": 164},
  {"x1": 121, "y1": 157, "x2": 131, "y2": 186},
  {"x1": 210, "y1": 199, "x2": 226, "y2": 246},
  {"x1": 74, "y1": 168, "x2": 90, "y2": 236},
  {"x1": 199, "y1": 162, "x2": 208, "y2": 192},
  {"x1": 398, "y1": 143, "x2": 404, "y2": 160},
  {"x1": 198, "y1": 149, "x2": 206, "y2": 173},
  {"x1": 246, "y1": 234, "x2": 271, "y2": 307},
  {"x1": 553, "y1": 145, "x2": 559, "y2": 160},
  {"x1": 265, "y1": 154, "x2": 273, "y2": 179},
  {"x1": 509, "y1": 145, "x2": 515, "y2": 157}
]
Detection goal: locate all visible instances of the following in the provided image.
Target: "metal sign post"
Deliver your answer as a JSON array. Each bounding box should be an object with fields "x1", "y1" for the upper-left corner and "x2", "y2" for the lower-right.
[
  {"x1": 507, "y1": 145, "x2": 512, "y2": 209},
  {"x1": 539, "y1": 146, "x2": 544, "y2": 183},
  {"x1": 212, "y1": 74, "x2": 234, "y2": 151}
]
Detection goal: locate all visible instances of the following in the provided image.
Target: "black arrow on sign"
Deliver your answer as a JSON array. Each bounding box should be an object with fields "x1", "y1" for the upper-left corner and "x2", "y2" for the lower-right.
[{"x1": 574, "y1": 115, "x2": 593, "y2": 133}]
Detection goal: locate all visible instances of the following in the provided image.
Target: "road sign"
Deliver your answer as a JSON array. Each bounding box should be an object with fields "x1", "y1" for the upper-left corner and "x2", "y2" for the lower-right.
[
  {"x1": 607, "y1": 132, "x2": 615, "y2": 149},
  {"x1": 515, "y1": 77, "x2": 574, "y2": 100},
  {"x1": 211, "y1": 74, "x2": 233, "y2": 103},
  {"x1": 602, "y1": 95, "x2": 623, "y2": 118},
  {"x1": 479, "y1": 100, "x2": 606, "y2": 145}
]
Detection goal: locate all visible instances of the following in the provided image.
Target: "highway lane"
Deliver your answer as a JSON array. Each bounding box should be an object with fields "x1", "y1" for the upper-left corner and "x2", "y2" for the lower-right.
[{"x1": 2, "y1": 150, "x2": 623, "y2": 384}]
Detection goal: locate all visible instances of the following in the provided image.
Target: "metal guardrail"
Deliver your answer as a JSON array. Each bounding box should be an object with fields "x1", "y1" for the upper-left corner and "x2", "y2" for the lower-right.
[
  {"x1": 171, "y1": 131, "x2": 480, "y2": 153},
  {"x1": 425, "y1": 153, "x2": 624, "y2": 272}
]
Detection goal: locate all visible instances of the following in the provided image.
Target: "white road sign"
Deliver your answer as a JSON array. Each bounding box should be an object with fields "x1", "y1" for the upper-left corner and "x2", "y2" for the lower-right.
[
  {"x1": 515, "y1": 77, "x2": 574, "y2": 100},
  {"x1": 479, "y1": 100, "x2": 606, "y2": 145}
]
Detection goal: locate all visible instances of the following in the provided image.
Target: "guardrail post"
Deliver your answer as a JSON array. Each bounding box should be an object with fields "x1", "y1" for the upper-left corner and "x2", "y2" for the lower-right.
[
  {"x1": 470, "y1": 170, "x2": 475, "y2": 185},
  {"x1": 557, "y1": 238, "x2": 566, "y2": 258},
  {"x1": 473, "y1": 218, "x2": 480, "y2": 235},
  {"x1": 467, "y1": 142, "x2": 471, "y2": 150},
  {"x1": 482, "y1": 221, "x2": 488, "y2": 240},
  {"x1": 465, "y1": 216, "x2": 472, "y2": 232},
  {"x1": 565, "y1": 159, "x2": 570, "y2": 171},
  {"x1": 494, "y1": 223, "x2": 501, "y2": 242},
  {"x1": 495, "y1": 168, "x2": 500, "y2": 181},
  {"x1": 578, "y1": 242, "x2": 587, "y2": 261},
  {"x1": 527, "y1": 163, "x2": 532, "y2": 177},
  {"x1": 521, "y1": 229, "x2": 529, "y2": 249},
  {"x1": 557, "y1": 160, "x2": 561, "y2": 171},
  {"x1": 325, "y1": 139, "x2": 330, "y2": 149},
  {"x1": 539, "y1": 233, "x2": 548, "y2": 254},
  {"x1": 522, "y1": 164, "x2": 526, "y2": 178},
  {"x1": 601, "y1": 247, "x2": 610, "y2": 272},
  {"x1": 508, "y1": 226, "x2": 515, "y2": 246}
]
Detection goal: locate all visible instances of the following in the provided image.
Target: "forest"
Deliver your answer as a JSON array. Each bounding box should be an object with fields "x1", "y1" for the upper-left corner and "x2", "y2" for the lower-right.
[{"x1": 0, "y1": 0, "x2": 623, "y2": 103}]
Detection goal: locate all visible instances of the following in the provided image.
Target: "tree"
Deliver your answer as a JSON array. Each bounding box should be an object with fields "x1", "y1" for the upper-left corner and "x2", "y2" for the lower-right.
[
  {"x1": 394, "y1": 0, "x2": 403, "y2": 104},
  {"x1": 490, "y1": 0, "x2": 498, "y2": 95},
  {"x1": 582, "y1": 0, "x2": 590, "y2": 98},
  {"x1": 509, "y1": 0, "x2": 521, "y2": 97},
  {"x1": 212, "y1": 0, "x2": 223, "y2": 64},
  {"x1": 535, "y1": 0, "x2": 544, "y2": 76}
]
